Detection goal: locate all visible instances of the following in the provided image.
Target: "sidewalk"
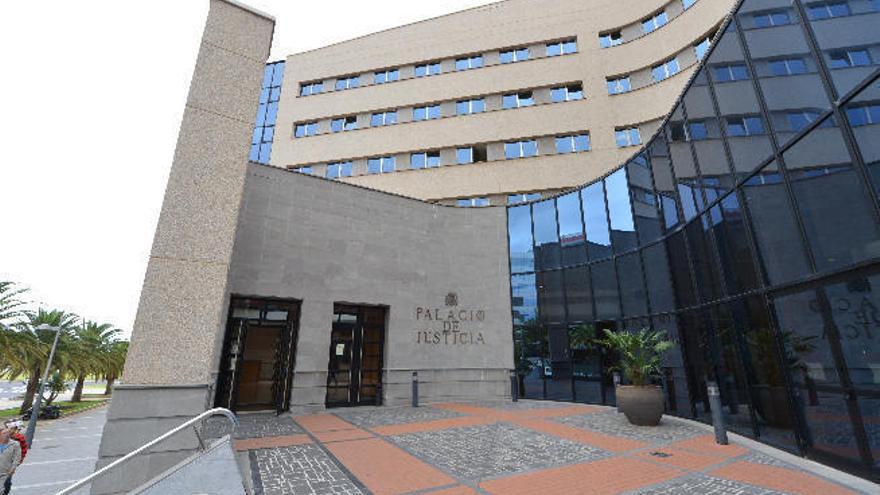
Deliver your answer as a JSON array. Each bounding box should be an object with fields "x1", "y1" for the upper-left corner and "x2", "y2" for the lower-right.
[{"x1": 217, "y1": 400, "x2": 874, "y2": 495}]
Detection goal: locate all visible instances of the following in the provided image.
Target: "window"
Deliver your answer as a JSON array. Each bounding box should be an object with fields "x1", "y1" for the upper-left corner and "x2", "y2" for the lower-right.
[
  {"x1": 330, "y1": 116, "x2": 357, "y2": 132},
  {"x1": 374, "y1": 69, "x2": 399, "y2": 84},
  {"x1": 456, "y1": 145, "x2": 487, "y2": 164},
  {"x1": 683, "y1": 0, "x2": 698, "y2": 9},
  {"x1": 456, "y1": 98, "x2": 486, "y2": 115},
  {"x1": 615, "y1": 127, "x2": 642, "y2": 147},
  {"x1": 410, "y1": 151, "x2": 441, "y2": 169},
  {"x1": 251, "y1": 61, "x2": 284, "y2": 164},
  {"x1": 415, "y1": 62, "x2": 441, "y2": 77},
  {"x1": 607, "y1": 76, "x2": 632, "y2": 94},
  {"x1": 300, "y1": 81, "x2": 323, "y2": 96},
  {"x1": 457, "y1": 197, "x2": 490, "y2": 207},
  {"x1": 713, "y1": 63, "x2": 749, "y2": 82},
  {"x1": 293, "y1": 166, "x2": 312, "y2": 174},
  {"x1": 551, "y1": 84, "x2": 583, "y2": 102},
  {"x1": 845, "y1": 104, "x2": 880, "y2": 126},
  {"x1": 599, "y1": 31, "x2": 622, "y2": 48},
  {"x1": 326, "y1": 161, "x2": 353, "y2": 179},
  {"x1": 726, "y1": 115, "x2": 765, "y2": 136},
  {"x1": 806, "y1": 1, "x2": 850, "y2": 20},
  {"x1": 652, "y1": 58, "x2": 680, "y2": 82},
  {"x1": 828, "y1": 48, "x2": 872, "y2": 68},
  {"x1": 508, "y1": 193, "x2": 541, "y2": 205},
  {"x1": 500, "y1": 47, "x2": 530, "y2": 63},
  {"x1": 753, "y1": 10, "x2": 790, "y2": 28},
  {"x1": 505, "y1": 140, "x2": 538, "y2": 159},
  {"x1": 502, "y1": 92, "x2": 534, "y2": 109},
  {"x1": 642, "y1": 11, "x2": 668, "y2": 33},
  {"x1": 787, "y1": 110, "x2": 827, "y2": 131},
  {"x1": 335, "y1": 75, "x2": 359, "y2": 90},
  {"x1": 546, "y1": 39, "x2": 577, "y2": 56},
  {"x1": 455, "y1": 55, "x2": 483, "y2": 71},
  {"x1": 370, "y1": 111, "x2": 398, "y2": 126},
  {"x1": 694, "y1": 37, "x2": 712, "y2": 60},
  {"x1": 294, "y1": 121, "x2": 318, "y2": 138},
  {"x1": 555, "y1": 134, "x2": 591, "y2": 153},
  {"x1": 769, "y1": 58, "x2": 808, "y2": 76},
  {"x1": 673, "y1": 121, "x2": 709, "y2": 141},
  {"x1": 368, "y1": 156, "x2": 395, "y2": 174},
  {"x1": 413, "y1": 104, "x2": 441, "y2": 121}
]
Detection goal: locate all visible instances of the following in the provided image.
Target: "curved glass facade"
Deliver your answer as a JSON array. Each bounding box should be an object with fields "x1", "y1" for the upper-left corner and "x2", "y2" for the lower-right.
[{"x1": 508, "y1": 0, "x2": 880, "y2": 479}]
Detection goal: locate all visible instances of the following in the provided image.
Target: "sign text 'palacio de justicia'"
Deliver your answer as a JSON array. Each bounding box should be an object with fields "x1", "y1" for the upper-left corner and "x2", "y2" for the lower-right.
[{"x1": 415, "y1": 292, "x2": 486, "y2": 345}]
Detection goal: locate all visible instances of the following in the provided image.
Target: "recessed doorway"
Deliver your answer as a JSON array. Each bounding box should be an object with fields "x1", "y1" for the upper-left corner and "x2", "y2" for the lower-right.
[
  {"x1": 215, "y1": 297, "x2": 300, "y2": 413},
  {"x1": 326, "y1": 304, "x2": 386, "y2": 407}
]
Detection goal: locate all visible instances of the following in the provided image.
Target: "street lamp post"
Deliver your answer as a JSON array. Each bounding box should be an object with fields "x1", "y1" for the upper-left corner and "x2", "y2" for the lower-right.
[{"x1": 24, "y1": 324, "x2": 62, "y2": 447}]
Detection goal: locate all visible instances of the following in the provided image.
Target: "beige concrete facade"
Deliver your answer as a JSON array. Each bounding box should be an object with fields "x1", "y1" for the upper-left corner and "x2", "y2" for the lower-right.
[{"x1": 271, "y1": 0, "x2": 736, "y2": 203}]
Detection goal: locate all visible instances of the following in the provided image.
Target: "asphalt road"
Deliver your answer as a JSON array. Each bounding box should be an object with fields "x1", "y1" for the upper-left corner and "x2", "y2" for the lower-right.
[{"x1": 9, "y1": 405, "x2": 107, "y2": 495}]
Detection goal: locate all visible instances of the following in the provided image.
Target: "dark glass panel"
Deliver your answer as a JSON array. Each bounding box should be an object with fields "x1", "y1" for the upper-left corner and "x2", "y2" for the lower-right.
[
  {"x1": 649, "y1": 136, "x2": 683, "y2": 230},
  {"x1": 591, "y1": 260, "x2": 620, "y2": 320},
  {"x1": 825, "y1": 273, "x2": 880, "y2": 392},
  {"x1": 802, "y1": 391, "x2": 862, "y2": 466},
  {"x1": 805, "y1": 0, "x2": 880, "y2": 96},
  {"x1": 711, "y1": 303, "x2": 759, "y2": 437},
  {"x1": 686, "y1": 219, "x2": 722, "y2": 302},
  {"x1": 511, "y1": 273, "x2": 538, "y2": 325},
  {"x1": 517, "y1": 322, "x2": 548, "y2": 399},
  {"x1": 627, "y1": 158, "x2": 663, "y2": 244},
  {"x1": 741, "y1": 0, "x2": 831, "y2": 147},
  {"x1": 642, "y1": 242, "x2": 676, "y2": 313},
  {"x1": 709, "y1": 23, "x2": 775, "y2": 178},
  {"x1": 605, "y1": 169, "x2": 637, "y2": 253},
  {"x1": 652, "y1": 314, "x2": 692, "y2": 417},
  {"x1": 742, "y1": 161, "x2": 811, "y2": 285},
  {"x1": 844, "y1": 79, "x2": 880, "y2": 200},
  {"x1": 582, "y1": 182, "x2": 613, "y2": 260},
  {"x1": 533, "y1": 200, "x2": 561, "y2": 270},
  {"x1": 773, "y1": 289, "x2": 841, "y2": 387},
  {"x1": 537, "y1": 270, "x2": 565, "y2": 323},
  {"x1": 667, "y1": 230, "x2": 698, "y2": 308},
  {"x1": 572, "y1": 321, "x2": 603, "y2": 404},
  {"x1": 782, "y1": 120, "x2": 880, "y2": 272},
  {"x1": 668, "y1": 105, "x2": 703, "y2": 221},
  {"x1": 557, "y1": 191, "x2": 587, "y2": 266},
  {"x1": 564, "y1": 266, "x2": 593, "y2": 323},
  {"x1": 684, "y1": 67, "x2": 735, "y2": 196},
  {"x1": 711, "y1": 193, "x2": 762, "y2": 294},
  {"x1": 679, "y1": 309, "x2": 713, "y2": 419},
  {"x1": 546, "y1": 325, "x2": 573, "y2": 401},
  {"x1": 617, "y1": 253, "x2": 648, "y2": 317},
  {"x1": 508, "y1": 205, "x2": 534, "y2": 274},
  {"x1": 856, "y1": 397, "x2": 880, "y2": 468}
]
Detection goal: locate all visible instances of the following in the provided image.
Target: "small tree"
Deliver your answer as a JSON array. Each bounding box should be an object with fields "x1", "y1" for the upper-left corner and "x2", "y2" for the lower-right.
[
  {"x1": 598, "y1": 328, "x2": 673, "y2": 386},
  {"x1": 39, "y1": 371, "x2": 69, "y2": 406}
]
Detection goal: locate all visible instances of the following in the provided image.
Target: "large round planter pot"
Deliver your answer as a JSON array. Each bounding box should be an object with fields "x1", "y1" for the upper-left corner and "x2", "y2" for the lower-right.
[{"x1": 616, "y1": 385, "x2": 664, "y2": 426}]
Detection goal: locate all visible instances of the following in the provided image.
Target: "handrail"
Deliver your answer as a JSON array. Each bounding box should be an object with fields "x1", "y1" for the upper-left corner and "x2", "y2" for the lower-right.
[{"x1": 55, "y1": 407, "x2": 237, "y2": 495}]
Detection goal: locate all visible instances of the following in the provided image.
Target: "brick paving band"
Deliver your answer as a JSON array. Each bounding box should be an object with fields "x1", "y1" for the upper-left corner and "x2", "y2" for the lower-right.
[{"x1": 228, "y1": 401, "x2": 867, "y2": 495}]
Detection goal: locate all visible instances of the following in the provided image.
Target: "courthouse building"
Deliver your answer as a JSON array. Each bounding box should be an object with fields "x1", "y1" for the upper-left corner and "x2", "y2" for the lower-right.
[{"x1": 97, "y1": 0, "x2": 880, "y2": 490}]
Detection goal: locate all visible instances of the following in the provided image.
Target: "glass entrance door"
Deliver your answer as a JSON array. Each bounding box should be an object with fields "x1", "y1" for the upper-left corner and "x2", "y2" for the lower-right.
[
  {"x1": 326, "y1": 304, "x2": 386, "y2": 407},
  {"x1": 215, "y1": 297, "x2": 300, "y2": 413}
]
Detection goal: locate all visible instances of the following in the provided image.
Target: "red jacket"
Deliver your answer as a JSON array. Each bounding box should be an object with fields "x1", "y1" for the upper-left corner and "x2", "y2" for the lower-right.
[{"x1": 12, "y1": 433, "x2": 27, "y2": 461}]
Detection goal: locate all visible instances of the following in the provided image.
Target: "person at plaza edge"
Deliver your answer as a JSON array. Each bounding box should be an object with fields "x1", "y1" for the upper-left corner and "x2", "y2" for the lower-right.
[{"x1": 0, "y1": 427, "x2": 22, "y2": 495}]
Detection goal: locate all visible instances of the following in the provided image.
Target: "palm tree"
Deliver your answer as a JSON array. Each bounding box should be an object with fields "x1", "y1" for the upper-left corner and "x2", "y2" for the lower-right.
[
  {"x1": 69, "y1": 321, "x2": 120, "y2": 402},
  {"x1": 101, "y1": 340, "x2": 129, "y2": 395},
  {"x1": 6, "y1": 308, "x2": 79, "y2": 414},
  {"x1": 0, "y1": 281, "x2": 28, "y2": 328}
]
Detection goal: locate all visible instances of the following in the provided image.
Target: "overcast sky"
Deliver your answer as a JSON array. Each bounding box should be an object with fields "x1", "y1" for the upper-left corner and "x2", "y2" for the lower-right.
[{"x1": 0, "y1": 0, "x2": 493, "y2": 336}]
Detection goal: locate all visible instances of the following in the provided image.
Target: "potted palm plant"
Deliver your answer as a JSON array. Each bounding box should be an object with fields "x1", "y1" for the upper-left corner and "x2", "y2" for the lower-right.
[{"x1": 598, "y1": 328, "x2": 673, "y2": 426}]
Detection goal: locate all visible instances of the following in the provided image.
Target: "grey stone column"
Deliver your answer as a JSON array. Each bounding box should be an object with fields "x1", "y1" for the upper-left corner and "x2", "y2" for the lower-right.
[{"x1": 92, "y1": 1, "x2": 274, "y2": 493}]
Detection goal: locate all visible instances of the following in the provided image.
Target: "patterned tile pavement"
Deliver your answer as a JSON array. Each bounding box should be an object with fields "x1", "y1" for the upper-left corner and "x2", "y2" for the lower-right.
[{"x1": 230, "y1": 400, "x2": 871, "y2": 495}]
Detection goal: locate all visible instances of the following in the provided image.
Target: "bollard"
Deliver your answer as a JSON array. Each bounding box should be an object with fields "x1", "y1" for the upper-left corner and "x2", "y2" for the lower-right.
[
  {"x1": 706, "y1": 381, "x2": 728, "y2": 445},
  {"x1": 412, "y1": 371, "x2": 419, "y2": 408},
  {"x1": 510, "y1": 370, "x2": 519, "y2": 402}
]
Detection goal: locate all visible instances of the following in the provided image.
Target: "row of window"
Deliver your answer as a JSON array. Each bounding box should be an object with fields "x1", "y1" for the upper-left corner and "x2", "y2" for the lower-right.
[
  {"x1": 606, "y1": 35, "x2": 712, "y2": 95},
  {"x1": 298, "y1": 39, "x2": 578, "y2": 96},
  {"x1": 709, "y1": 48, "x2": 874, "y2": 85},
  {"x1": 456, "y1": 192, "x2": 546, "y2": 207},
  {"x1": 293, "y1": 84, "x2": 584, "y2": 137},
  {"x1": 599, "y1": 0, "x2": 701, "y2": 49}
]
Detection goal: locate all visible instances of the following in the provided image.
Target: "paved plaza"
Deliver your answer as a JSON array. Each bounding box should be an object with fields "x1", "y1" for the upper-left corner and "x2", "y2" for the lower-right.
[{"x1": 225, "y1": 401, "x2": 873, "y2": 495}]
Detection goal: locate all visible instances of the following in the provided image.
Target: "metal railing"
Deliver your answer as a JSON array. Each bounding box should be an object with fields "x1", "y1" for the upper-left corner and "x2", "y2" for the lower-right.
[{"x1": 55, "y1": 407, "x2": 237, "y2": 495}]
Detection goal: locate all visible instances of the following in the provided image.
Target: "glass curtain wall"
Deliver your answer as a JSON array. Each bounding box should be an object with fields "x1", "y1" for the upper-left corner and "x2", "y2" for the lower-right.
[{"x1": 508, "y1": 0, "x2": 880, "y2": 479}]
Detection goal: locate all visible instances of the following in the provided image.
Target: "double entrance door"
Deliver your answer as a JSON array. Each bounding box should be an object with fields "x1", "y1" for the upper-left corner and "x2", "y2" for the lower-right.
[
  {"x1": 215, "y1": 297, "x2": 300, "y2": 413},
  {"x1": 326, "y1": 304, "x2": 386, "y2": 407}
]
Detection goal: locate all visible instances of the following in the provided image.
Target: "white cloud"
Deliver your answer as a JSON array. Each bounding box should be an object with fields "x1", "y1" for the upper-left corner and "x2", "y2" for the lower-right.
[{"x1": 0, "y1": 1, "x2": 492, "y2": 337}]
